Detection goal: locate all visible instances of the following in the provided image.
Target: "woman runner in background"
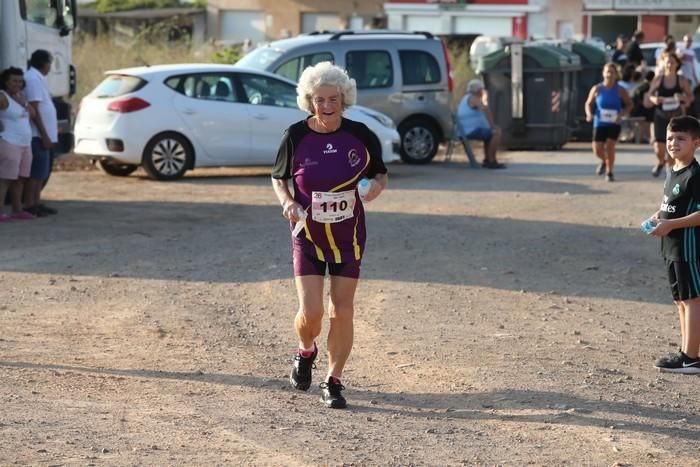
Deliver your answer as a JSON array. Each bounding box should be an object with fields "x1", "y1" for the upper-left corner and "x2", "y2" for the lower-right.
[
  {"x1": 585, "y1": 63, "x2": 633, "y2": 182},
  {"x1": 646, "y1": 50, "x2": 694, "y2": 177}
]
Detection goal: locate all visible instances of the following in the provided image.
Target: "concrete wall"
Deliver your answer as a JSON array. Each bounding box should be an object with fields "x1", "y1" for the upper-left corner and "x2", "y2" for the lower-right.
[{"x1": 207, "y1": 0, "x2": 385, "y2": 42}]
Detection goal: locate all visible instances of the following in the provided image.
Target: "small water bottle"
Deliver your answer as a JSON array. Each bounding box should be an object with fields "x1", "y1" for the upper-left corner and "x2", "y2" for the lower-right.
[
  {"x1": 358, "y1": 178, "x2": 372, "y2": 202},
  {"x1": 291, "y1": 207, "x2": 307, "y2": 237},
  {"x1": 641, "y1": 217, "x2": 658, "y2": 234}
]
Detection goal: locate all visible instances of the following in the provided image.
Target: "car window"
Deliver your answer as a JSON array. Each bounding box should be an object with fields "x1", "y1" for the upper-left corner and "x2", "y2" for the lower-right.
[
  {"x1": 346, "y1": 50, "x2": 393, "y2": 89},
  {"x1": 399, "y1": 50, "x2": 441, "y2": 85},
  {"x1": 275, "y1": 52, "x2": 334, "y2": 82},
  {"x1": 238, "y1": 74, "x2": 298, "y2": 108},
  {"x1": 165, "y1": 74, "x2": 237, "y2": 102},
  {"x1": 236, "y1": 47, "x2": 285, "y2": 69},
  {"x1": 92, "y1": 74, "x2": 147, "y2": 98}
]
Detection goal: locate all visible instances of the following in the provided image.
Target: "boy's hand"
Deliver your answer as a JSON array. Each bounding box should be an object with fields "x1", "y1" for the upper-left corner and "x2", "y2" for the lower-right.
[{"x1": 650, "y1": 219, "x2": 673, "y2": 237}]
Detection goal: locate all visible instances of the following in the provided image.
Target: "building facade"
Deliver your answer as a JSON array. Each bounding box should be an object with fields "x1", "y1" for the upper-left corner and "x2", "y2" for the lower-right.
[
  {"x1": 583, "y1": 0, "x2": 700, "y2": 45},
  {"x1": 206, "y1": 0, "x2": 386, "y2": 45}
]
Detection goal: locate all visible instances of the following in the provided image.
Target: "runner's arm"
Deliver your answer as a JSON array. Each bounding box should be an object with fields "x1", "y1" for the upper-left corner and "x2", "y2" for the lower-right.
[
  {"x1": 584, "y1": 85, "x2": 597, "y2": 122},
  {"x1": 271, "y1": 177, "x2": 303, "y2": 223},
  {"x1": 364, "y1": 173, "x2": 388, "y2": 202}
]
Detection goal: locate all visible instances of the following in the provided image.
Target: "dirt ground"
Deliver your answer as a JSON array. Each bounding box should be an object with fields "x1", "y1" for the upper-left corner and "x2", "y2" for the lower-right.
[{"x1": 2, "y1": 143, "x2": 700, "y2": 466}]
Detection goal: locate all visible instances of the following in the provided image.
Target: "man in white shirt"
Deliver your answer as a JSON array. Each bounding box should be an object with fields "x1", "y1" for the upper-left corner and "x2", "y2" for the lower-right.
[
  {"x1": 24, "y1": 49, "x2": 58, "y2": 216},
  {"x1": 678, "y1": 34, "x2": 699, "y2": 91}
]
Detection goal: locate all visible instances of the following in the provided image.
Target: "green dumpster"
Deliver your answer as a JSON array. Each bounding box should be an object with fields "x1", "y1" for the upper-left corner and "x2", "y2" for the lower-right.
[
  {"x1": 537, "y1": 44, "x2": 582, "y2": 133},
  {"x1": 570, "y1": 42, "x2": 606, "y2": 141},
  {"x1": 477, "y1": 44, "x2": 581, "y2": 149}
]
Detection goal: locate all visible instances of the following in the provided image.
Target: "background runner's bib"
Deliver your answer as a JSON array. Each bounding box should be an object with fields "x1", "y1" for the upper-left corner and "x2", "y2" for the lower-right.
[
  {"x1": 599, "y1": 109, "x2": 618, "y2": 123},
  {"x1": 311, "y1": 190, "x2": 356, "y2": 223},
  {"x1": 662, "y1": 97, "x2": 680, "y2": 112}
]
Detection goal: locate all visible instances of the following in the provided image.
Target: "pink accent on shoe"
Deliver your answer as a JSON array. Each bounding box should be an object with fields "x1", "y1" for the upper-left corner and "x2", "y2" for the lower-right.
[
  {"x1": 0, "y1": 213, "x2": 11, "y2": 222},
  {"x1": 11, "y1": 211, "x2": 35, "y2": 220},
  {"x1": 298, "y1": 342, "x2": 317, "y2": 358}
]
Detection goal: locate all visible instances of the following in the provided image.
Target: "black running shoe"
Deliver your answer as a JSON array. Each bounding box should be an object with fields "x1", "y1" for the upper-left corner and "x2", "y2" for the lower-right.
[
  {"x1": 38, "y1": 204, "x2": 58, "y2": 215},
  {"x1": 655, "y1": 351, "x2": 700, "y2": 374},
  {"x1": 596, "y1": 162, "x2": 606, "y2": 175},
  {"x1": 320, "y1": 378, "x2": 347, "y2": 409},
  {"x1": 289, "y1": 345, "x2": 317, "y2": 391}
]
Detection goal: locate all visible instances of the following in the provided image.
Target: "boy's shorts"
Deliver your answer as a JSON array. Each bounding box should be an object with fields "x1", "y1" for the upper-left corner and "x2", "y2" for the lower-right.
[
  {"x1": 30, "y1": 137, "x2": 52, "y2": 181},
  {"x1": 665, "y1": 259, "x2": 700, "y2": 301},
  {"x1": 293, "y1": 249, "x2": 361, "y2": 279}
]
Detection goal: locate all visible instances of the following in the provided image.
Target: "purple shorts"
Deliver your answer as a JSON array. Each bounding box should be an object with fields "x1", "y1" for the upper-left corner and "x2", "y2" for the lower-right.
[{"x1": 293, "y1": 249, "x2": 361, "y2": 278}]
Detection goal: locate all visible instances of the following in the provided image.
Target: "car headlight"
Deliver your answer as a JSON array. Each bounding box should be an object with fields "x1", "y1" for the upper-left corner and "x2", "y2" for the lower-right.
[
  {"x1": 358, "y1": 108, "x2": 395, "y2": 129},
  {"x1": 372, "y1": 113, "x2": 396, "y2": 129}
]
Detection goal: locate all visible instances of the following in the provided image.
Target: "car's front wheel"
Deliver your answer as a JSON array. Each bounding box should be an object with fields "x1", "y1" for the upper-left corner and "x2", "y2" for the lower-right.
[
  {"x1": 95, "y1": 159, "x2": 138, "y2": 177},
  {"x1": 142, "y1": 132, "x2": 193, "y2": 181},
  {"x1": 399, "y1": 118, "x2": 439, "y2": 164}
]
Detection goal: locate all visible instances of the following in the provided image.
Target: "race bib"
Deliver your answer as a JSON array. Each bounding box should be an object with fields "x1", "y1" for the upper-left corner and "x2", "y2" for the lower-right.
[
  {"x1": 599, "y1": 109, "x2": 618, "y2": 123},
  {"x1": 662, "y1": 97, "x2": 680, "y2": 112},
  {"x1": 311, "y1": 190, "x2": 356, "y2": 224}
]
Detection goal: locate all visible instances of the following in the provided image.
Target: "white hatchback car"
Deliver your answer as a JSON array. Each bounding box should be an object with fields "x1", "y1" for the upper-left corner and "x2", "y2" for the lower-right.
[{"x1": 74, "y1": 64, "x2": 400, "y2": 180}]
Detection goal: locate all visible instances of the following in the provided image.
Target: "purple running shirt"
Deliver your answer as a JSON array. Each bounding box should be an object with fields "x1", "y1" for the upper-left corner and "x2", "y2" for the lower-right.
[{"x1": 272, "y1": 117, "x2": 388, "y2": 263}]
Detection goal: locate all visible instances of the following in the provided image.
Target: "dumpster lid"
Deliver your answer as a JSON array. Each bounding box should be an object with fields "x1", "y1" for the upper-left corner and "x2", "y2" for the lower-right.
[
  {"x1": 571, "y1": 41, "x2": 606, "y2": 66},
  {"x1": 536, "y1": 44, "x2": 582, "y2": 68},
  {"x1": 477, "y1": 44, "x2": 577, "y2": 73}
]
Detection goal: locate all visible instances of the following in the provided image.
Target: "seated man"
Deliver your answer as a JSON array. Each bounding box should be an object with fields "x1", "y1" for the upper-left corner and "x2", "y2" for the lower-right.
[{"x1": 456, "y1": 79, "x2": 505, "y2": 169}]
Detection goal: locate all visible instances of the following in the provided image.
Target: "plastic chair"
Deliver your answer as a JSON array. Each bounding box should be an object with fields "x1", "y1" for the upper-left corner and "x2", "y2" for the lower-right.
[{"x1": 445, "y1": 115, "x2": 480, "y2": 168}]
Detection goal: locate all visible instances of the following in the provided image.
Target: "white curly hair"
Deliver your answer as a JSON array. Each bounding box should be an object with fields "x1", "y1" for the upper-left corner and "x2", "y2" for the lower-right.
[{"x1": 296, "y1": 61, "x2": 357, "y2": 113}]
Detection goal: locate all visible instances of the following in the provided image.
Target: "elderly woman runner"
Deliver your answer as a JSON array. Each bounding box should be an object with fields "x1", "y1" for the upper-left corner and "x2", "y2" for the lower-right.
[{"x1": 271, "y1": 62, "x2": 388, "y2": 409}]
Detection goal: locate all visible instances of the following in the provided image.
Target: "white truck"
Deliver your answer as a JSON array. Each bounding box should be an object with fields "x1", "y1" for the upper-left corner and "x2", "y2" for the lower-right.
[{"x1": 0, "y1": 0, "x2": 77, "y2": 156}]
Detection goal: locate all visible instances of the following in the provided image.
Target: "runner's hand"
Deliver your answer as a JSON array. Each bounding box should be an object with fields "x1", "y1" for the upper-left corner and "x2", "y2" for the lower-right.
[
  {"x1": 282, "y1": 200, "x2": 304, "y2": 223},
  {"x1": 363, "y1": 179, "x2": 382, "y2": 202}
]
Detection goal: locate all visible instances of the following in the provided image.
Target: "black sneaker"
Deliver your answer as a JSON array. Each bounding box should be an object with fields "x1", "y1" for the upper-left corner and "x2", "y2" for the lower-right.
[
  {"x1": 320, "y1": 377, "x2": 347, "y2": 409},
  {"x1": 596, "y1": 162, "x2": 606, "y2": 175},
  {"x1": 655, "y1": 351, "x2": 700, "y2": 374},
  {"x1": 655, "y1": 351, "x2": 683, "y2": 368},
  {"x1": 605, "y1": 172, "x2": 615, "y2": 182},
  {"x1": 38, "y1": 204, "x2": 58, "y2": 215},
  {"x1": 289, "y1": 345, "x2": 317, "y2": 391}
]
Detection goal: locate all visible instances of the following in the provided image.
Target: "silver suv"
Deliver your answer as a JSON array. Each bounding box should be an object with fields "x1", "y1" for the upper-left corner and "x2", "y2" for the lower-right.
[{"x1": 237, "y1": 30, "x2": 453, "y2": 164}]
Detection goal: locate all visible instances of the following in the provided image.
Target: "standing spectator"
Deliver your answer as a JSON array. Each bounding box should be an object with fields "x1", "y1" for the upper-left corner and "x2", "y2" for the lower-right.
[
  {"x1": 0, "y1": 67, "x2": 35, "y2": 221},
  {"x1": 611, "y1": 35, "x2": 628, "y2": 67},
  {"x1": 618, "y1": 63, "x2": 639, "y2": 94},
  {"x1": 625, "y1": 30, "x2": 646, "y2": 68},
  {"x1": 655, "y1": 35, "x2": 676, "y2": 64},
  {"x1": 242, "y1": 38, "x2": 253, "y2": 55},
  {"x1": 678, "y1": 34, "x2": 699, "y2": 91},
  {"x1": 24, "y1": 49, "x2": 58, "y2": 217},
  {"x1": 655, "y1": 37, "x2": 678, "y2": 76}
]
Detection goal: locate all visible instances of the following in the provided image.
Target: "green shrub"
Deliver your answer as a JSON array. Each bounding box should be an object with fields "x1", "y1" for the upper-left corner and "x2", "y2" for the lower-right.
[
  {"x1": 210, "y1": 46, "x2": 243, "y2": 65},
  {"x1": 94, "y1": 0, "x2": 181, "y2": 13}
]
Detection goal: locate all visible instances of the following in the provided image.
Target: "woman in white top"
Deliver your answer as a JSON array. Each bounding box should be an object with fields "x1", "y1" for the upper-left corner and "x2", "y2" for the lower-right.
[{"x1": 0, "y1": 67, "x2": 35, "y2": 221}]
